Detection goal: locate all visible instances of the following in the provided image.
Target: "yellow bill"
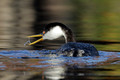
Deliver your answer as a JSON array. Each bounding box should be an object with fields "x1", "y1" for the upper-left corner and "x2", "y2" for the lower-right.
[
  {"x1": 28, "y1": 38, "x2": 43, "y2": 45},
  {"x1": 27, "y1": 34, "x2": 43, "y2": 38},
  {"x1": 27, "y1": 34, "x2": 44, "y2": 45}
]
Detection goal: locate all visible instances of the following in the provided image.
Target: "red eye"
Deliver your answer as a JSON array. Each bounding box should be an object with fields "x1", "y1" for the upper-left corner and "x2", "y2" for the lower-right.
[{"x1": 43, "y1": 31, "x2": 45, "y2": 34}]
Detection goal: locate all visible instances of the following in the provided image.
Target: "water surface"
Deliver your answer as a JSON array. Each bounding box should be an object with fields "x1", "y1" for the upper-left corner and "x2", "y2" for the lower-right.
[{"x1": 0, "y1": 50, "x2": 119, "y2": 80}]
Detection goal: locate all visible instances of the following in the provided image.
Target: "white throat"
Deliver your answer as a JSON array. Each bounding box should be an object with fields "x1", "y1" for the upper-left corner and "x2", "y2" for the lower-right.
[{"x1": 43, "y1": 26, "x2": 66, "y2": 40}]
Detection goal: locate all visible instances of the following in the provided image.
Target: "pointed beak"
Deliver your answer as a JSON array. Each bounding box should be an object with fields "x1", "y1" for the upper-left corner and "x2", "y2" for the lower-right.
[
  {"x1": 27, "y1": 34, "x2": 43, "y2": 38},
  {"x1": 27, "y1": 34, "x2": 44, "y2": 45}
]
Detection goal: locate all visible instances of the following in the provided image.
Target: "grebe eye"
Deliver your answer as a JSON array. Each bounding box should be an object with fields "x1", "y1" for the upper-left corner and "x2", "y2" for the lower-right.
[{"x1": 43, "y1": 31, "x2": 45, "y2": 34}]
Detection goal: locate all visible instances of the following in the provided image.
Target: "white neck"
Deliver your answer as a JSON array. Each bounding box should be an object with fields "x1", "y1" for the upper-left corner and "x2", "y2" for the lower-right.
[
  {"x1": 43, "y1": 25, "x2": 75, "y2": 43},
  {"x1": 43, "y1": 26, "x2": 66, "y2": 41}
]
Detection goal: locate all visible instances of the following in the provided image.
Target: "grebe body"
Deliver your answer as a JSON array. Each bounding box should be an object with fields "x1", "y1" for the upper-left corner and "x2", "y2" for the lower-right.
[
  {"x1": 58, "y1": 42, "x2": 99, "y2": 57},
  {"x1": 27, "y1": 22, "x2": 99, "y2": 57}
]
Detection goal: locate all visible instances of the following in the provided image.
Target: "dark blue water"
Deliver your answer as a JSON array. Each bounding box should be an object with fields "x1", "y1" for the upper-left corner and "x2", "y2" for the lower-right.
[{"x1": 0, "y1": 50, "x2": 119, "y2": 80}]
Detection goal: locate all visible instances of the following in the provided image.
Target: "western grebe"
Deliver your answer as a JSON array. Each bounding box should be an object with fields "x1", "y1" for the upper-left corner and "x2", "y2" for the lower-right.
[{"x1": 26, "y1": 22, "x2": 99, "y2": 57}]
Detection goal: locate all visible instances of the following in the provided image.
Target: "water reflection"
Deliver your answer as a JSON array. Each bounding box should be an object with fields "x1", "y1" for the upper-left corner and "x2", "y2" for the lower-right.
[
  {"x1": 44, "y1": 66, "x2": 65, "y2": 80},
  {"x1": 0, "y1": 0, "x2": 35, "y2": 49},
  {"x1": 0, "y1": 0, "x2": 120, "y2": 51},
  {"x1": 0, "y1": 51, "x2": 119, "y2": 80},
  {"x1": 0, "y1": 50, "x2": 119, "y2": 79}
]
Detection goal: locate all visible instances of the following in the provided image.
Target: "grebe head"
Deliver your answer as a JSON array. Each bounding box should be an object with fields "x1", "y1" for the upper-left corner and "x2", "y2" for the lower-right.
[{"x1": 27, "y1": 22, "x2": 75, "y2": 45}]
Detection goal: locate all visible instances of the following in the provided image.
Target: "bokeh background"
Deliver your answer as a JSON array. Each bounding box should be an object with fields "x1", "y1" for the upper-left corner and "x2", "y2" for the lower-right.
[{"x1": 1, "y1": 0, "x2": 120, "y2": 51}]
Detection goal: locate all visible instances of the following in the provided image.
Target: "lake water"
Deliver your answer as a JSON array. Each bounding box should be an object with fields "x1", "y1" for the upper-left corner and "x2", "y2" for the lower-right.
[
  {"x1": 0, "y1": 50, "x2": 120, "y2": 80},
  {"x1": 0, "y1": 0, "x2": 120, "y2": 80}
]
